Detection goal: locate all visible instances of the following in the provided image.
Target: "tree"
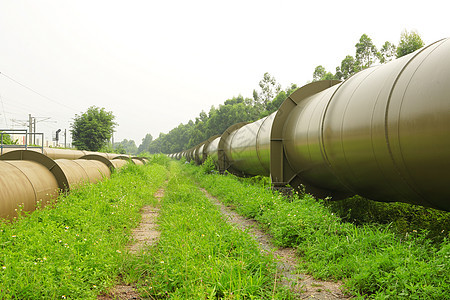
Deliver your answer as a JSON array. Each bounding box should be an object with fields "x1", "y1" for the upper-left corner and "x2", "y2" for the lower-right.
[
  {"x1": 0, "y1": 131, "x2": 17, "y2": 145},
  {"x1": 114, "y1": 139, "x2": 138, "y2": 154},
  {"x1": 71, "y1": 106, "x2": 116, "y2": 151},
  {"x1": 254, "y1": 72, "x2": 281, "y2": 109},
  {"x1": 355, "y1": 34, "x2": 378, "y2": 69},
  {"x1": 396, "y1": 30, "x2": 424, "y2": 58},
  {"x1": 378, "y1": 41, "x2": 397, "y2": 63},
  {"x1": 313, "y1": 65, "x2": 326, "y2": 81},
  {"x1": 337, "y1": 55, "x2": 358, "y2": 80},
  {"x1": 137, "y1": 133, "x2": 153, "y2": 154}
]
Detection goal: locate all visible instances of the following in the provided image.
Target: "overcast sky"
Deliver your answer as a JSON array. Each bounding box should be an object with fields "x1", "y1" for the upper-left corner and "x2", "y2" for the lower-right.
[{"x1": 0, "y1": 0, "x2": 448, "y2": 147}]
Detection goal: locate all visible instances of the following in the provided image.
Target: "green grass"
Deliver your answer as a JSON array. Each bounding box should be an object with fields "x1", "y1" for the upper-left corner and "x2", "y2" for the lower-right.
[
  {"x1": 120, "y1": 161, "x2": 292, "y2": 299},
  {"x1": 184, "y1": 162, "x2": 450, "y2": 299},
  {"x1": 0, "y1": 162, "x2": 167, "y2": 299},
  {"x1": 3, "y1": 154, "x2": 448, "y2": 299}
]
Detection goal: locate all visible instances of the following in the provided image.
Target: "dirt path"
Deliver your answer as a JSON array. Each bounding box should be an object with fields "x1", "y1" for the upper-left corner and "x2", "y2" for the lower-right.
[
  {"x1": 200, "y1": 188, "x2": 350, "y2": 299},
  {"x1": 98, "y1": 187, "x2": 165, "y2": 300}
]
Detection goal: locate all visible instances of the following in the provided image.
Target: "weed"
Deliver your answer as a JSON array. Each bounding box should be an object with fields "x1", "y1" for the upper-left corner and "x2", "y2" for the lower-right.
[
  {"x1": 126, "y1": 162, "x2": 292, "y2": 299},
  {"x1": 183, "y1": 162, "x2": 450, "y2": 299},
  {"x1": 0, "y1": 163, "x2": 167, "y2": 299},
  {"x1": 200, "y1": 155, "x2": 216, "y2": 174}
]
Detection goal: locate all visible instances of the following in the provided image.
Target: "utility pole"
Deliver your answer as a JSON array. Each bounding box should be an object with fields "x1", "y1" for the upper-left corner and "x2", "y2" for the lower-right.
[
  {"x1": 55, "y1": 129, "x2": 61, "y2": 147},
  {"x1": 64, "y1": 129, "x2": 67, "y2": 148},
  {"x1": 33, "y1": 117, "x2": 36, "y2": 145},
  {"x1": 28, "y1": 114, "x2": 32, "y2": 146}
]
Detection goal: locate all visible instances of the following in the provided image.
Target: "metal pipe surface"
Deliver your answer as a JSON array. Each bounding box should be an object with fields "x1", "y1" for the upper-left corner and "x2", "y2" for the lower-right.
[
  {"x1": 223, "y1": 113, "x2": 275, "y2": 176},
  {"x1": 272, "y1": 38, "x2": 450, "y2": 210}
]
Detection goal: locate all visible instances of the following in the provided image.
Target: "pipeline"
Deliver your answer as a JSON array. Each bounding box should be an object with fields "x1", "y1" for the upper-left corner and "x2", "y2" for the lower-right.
[
  {"x1": 0, "y1": 149, "x2": 148, "y2": 220},
  {"x1": 173, "y1": 38, "x2": 450, "y2": 212}
]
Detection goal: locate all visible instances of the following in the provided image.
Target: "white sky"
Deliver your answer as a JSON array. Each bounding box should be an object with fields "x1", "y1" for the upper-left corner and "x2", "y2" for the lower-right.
[{"x1": 0, "y1": 0, "x2": 448, "y2": 146}]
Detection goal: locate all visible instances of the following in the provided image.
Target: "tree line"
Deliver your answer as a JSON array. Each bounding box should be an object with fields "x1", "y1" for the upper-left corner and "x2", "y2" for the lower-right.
[
  {"x1": 312, "y1": 30, "x2": 423, "y2": 81},
  {"x1": 66, "y1": 31, "x2": 424, "y2": 155},
  {"x1": 139, "y1": 31, "x2": 424, "y2": 155},
  {"x1": 145, "y1": 74, "x2": 297, "y2": 154}
]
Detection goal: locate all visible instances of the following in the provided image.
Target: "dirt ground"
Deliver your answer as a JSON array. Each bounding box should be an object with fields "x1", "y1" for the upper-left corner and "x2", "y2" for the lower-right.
[
  {"x1": 200, "y1": 188, "x2": 350, "y2": 299},
  {"x1": 98, "y1": 188, "x2": 165, "y2": 300}
]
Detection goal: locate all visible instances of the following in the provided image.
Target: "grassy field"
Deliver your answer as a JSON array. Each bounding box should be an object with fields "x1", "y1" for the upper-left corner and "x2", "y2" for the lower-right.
[
  {"x1": 1, "y1": 155, "x2": 448, "y2": 299},
  {"x1": 185, "y1": 158, "x2": 450, "y2": 299},
  {"x1": 0, "y1": 161, "x2": 167, "y2": 299},
  {"x1": 120, "y1": 161, "x2": 292, "y2": 299}
]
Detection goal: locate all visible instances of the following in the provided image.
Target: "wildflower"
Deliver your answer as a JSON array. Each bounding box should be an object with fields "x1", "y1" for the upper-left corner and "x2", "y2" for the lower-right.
[
  {"x1": 62, "y1": 296, "x2": 66, "y2": 299},
  {"x1": 65, "y1": 226, "x2": 69, "y2": 230},
  {"x1": 116, "y1": 250, "x2": 121, "y2": 254},
  {"x1": 2, "y1": 266, "x2": 6, "y2": 270},
  {"x1": 12, "y1": 235, "x2": 16, "y2": 238},
  {"x1": 160, "y1": 260, "x2": 164, "y2": 264},
  {"x1": 43, "y1": 257, "x2": 47, "y2": 261}
]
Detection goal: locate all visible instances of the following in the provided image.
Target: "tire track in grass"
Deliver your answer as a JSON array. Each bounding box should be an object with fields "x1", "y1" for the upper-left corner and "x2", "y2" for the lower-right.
[
  {"x1": 99, "y1": 186, "x2": 166, "y2": 300},
  {"x1": 200, "y1": 188, "x2": 349, "y2": 300}
]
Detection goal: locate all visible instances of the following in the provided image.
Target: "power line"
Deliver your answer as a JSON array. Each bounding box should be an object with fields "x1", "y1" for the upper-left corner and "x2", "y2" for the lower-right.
[
  {"x1": 0, "y1": 71, "x2": 79, "y2": 112},
  {"x1": 0, "y1": 93, "x2": 9, "y2": 127}
]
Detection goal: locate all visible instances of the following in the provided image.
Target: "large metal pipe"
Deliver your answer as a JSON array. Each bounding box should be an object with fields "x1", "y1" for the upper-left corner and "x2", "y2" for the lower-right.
[
  {"x1": 0, "y1": 160, "x2": 59, "y2": 219},
  {"x1": 195, "y1": 144, "x2": 205, "y2": 164},
  {"x1": 0, "y1": 150, "x2": 68, "y2": 219},
  {"x1": 0, "y1": 147, "x2": 126, "y2": 161},
  {"x1": 43, "y1": 148, "x2": 87, "y2": 160},
  {"x1": 223, "y1": 113, "x2": 275, "y2": 176},
  {"x1": 0, "y1": 150, "x2": 118, "y2": 219},
  {"x1": 205, "y1": 136, "x2": 220, "y2": 166},
  {"x1": 271, "y1": 38, "x2": 450, "y2": 211}
]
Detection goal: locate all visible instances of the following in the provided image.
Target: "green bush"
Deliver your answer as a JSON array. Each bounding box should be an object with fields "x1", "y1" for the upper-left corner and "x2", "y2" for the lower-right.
[
  {"x1": 200, "y1": 155, "x2": 216, "y2": 174},
  {"x1": 324, "y1": 196, "x2": 450, "y2": 242}
]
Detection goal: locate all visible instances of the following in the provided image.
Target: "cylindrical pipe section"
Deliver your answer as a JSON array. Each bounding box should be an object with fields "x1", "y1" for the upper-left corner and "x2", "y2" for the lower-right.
[
  {"x1": 224, "y1": 113, "x2": 275, "y2": 176},
  {"x1": 54, "y1": 159, "x2": 111, "y2": 188},
  {"x1": 111, "y1": 159, "x2": 128, "y2": 169},
  {"x1": 279, "y1": 38, "x2": 450, "y2": 211},
  {"x1": 0, "y1": 160, "x2": 59, "y2": 219},
  {"x1": 131, "y1": 158, "x2": 144, "y2": 165},
  {"x1": 43, "y1": 148, "x2": 87, "y2": 160},
  {"x1": 205, "y1": 136, "x2": 220, "y2": 166},
  {"x1": 196, "y1": 144, "x2": 205, "y2": 164}
]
